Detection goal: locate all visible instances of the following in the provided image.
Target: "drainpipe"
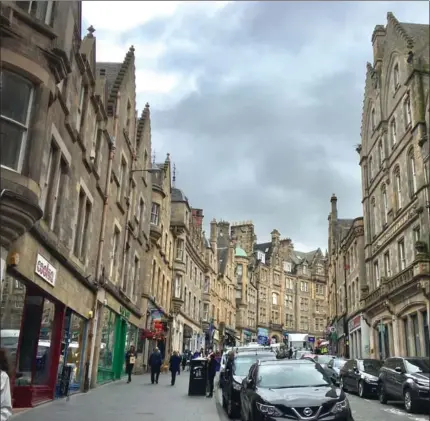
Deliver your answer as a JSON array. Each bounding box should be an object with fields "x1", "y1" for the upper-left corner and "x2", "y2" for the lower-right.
[
  {"x1": 85, "y1": 92, "x2": 120, "y2": 390},
  {"x1": 343, "y1": 255, "x2": 349, "y2": 358}
]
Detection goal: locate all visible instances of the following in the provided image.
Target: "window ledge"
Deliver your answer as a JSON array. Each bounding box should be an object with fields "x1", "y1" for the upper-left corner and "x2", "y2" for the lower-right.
[{"x1": 11, "y1": 6, "x2": 57, "y2": 40}]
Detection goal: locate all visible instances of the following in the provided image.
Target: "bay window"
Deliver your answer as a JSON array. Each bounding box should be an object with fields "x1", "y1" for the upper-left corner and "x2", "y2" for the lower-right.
[
  {"x1": 0, "y1": 70, "x2": 34, "y2": 172},
  {"x1": 150, "y1": 203, "x2": 160, "y2": 225}
]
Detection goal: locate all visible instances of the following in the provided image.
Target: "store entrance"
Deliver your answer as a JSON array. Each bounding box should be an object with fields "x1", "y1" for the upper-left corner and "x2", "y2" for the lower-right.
[{"x1": 1, "y1": 276, "x2": 65, "y2": 408}]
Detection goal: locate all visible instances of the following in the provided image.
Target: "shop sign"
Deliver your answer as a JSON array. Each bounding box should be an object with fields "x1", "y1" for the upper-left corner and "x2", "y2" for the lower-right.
[
  {"x1": 120, "y1": 306, "x2": 130, "y2": 320},
  {"x1": 257, "y1": 327, "x2": 269, "y2": 345},
  {"x1": 243, "y1": 330, "x2": 252, "y2": 337},
  {"x1": 35, "y1": 253, "x2": 57, "y2": 287},
  {"x1": 348, "y1": 315, "x2": 361, "y2": 333},
  {"x1": 151, "y1": 310, "x2": 162, "y2": 320},
  {"x1": 283, "y1": 331, "x2": 289, "y2": 339},
  {"x1": 308, "y1": 336, "x2": 315, "y2": 343}
]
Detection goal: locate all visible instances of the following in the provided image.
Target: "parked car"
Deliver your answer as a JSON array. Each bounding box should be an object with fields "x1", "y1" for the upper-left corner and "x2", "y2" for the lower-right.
[
  {"x1": 222, "y1": 350, "x2": 276, "y2": 418},
  {"x1": 240, "y1": 359, "x2": 354, "y2": 421},
  {"x1": 325, "y1": 358, "x2": 347, "y2": 385},
  {"x1": 339, "y1": 358, "x2": 383, "y2": 397},
  {"x1": 314, "y1": 354, "x2": 336, "y2": 369},
  {"x1": 378, "y1": 357, "x2": 429, "y2": 413}
]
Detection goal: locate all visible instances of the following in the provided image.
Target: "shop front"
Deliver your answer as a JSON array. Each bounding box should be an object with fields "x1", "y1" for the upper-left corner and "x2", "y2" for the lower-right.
[
  {"x1": 0, "y1": 237, "x2": 94, "y2": 408},
  {"x1": 336, "y1": 317, "x2": 348, "y2": 358},
  {"x1": 96, "y1": 295, "x2": 140, "y2": 384},
  {"x1": 242, "y1": 329, "x2": 252, "y2": 345},
  {"x1": 348, "y1": 314, "x2": 370, "y2": 359}
]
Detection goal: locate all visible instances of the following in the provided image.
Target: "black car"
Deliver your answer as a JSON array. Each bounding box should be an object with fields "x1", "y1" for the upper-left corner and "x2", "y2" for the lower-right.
[
  {"x1": 378, "y1": 357, "x2": 430, "y2": 413},
  {"x1": 222, "y1": 350, "x2": 276, "y2": 418},
  {"x1": 240, "y1": 359, "x2": 354, "y2": 421},
  {"x1": 339, "y1": 358, "x2": 383, "y2": 398},
  {"x1": 325, "y1": 358, "x2": 347, "y2": 385}
]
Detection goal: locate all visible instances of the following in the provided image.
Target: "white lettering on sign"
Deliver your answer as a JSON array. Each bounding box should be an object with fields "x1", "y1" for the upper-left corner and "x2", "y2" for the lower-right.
[{"x1": 35, "y1": 254, "x2": 56, "y2": 287}]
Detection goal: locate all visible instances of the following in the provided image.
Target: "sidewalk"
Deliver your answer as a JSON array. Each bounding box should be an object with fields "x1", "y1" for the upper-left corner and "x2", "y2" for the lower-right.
[{"x1": 13, "y1": 372, "x2": 223, "y2": 421}]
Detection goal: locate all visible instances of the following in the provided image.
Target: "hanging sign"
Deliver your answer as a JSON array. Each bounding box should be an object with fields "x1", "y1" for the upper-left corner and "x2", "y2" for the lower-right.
[{"x1": 35, "y1": 254, "x2": 57, "y2": 287}]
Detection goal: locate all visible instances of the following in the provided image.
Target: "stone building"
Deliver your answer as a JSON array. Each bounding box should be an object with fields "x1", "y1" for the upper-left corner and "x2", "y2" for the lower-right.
[
  {"x1": 327, "y1": 195, "x2": 367, "y2": 358},
  {"x1": 0, "y1": 1, "x2": 125, "y2": 406},
  {"x1": 169, "y1": 191, "x2": 206, "y2": 353},
  {"x1": 207, "y1": 220, "x2": 236, "y2": 348},
  {"x1": 140, "y1": 154, "x2": 173, "y2": 366},
  {"x1": 356, "y1": 12, "x2": 429, "y2": 359},
  {"x1": 230, "y1": 223, "x2": 328, "y2": 346}
]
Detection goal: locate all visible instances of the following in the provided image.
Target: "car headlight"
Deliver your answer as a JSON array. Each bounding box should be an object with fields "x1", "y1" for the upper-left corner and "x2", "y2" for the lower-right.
[
  {"x1": 232, "y1": 381, "x2": 241, "y2": 391},
  {"x1": 331, "y1": 399, "x2": 349, "y2": 414},
  {"x1": 256, "y1": 402, "x2": 283, "y2": 417},
  {"x1": 414, "y1": 379, "x2": 430, "y2": 388}
]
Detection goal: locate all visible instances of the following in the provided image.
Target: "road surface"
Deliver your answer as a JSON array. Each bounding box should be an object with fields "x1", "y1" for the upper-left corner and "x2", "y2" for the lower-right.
[{"x1": 13, "y1": 371, "x2": 222, "y2": 421}]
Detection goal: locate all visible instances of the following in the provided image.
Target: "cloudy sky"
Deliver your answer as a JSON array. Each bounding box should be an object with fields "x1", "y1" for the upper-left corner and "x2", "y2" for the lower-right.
[{"x1": 82, "y1": 1, "x2": 429, "y2": 252}]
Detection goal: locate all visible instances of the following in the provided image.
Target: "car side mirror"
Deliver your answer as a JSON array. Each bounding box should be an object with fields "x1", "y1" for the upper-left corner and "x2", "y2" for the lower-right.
[{"x1": 395, "y1": 367, "x2": 403, "y2": 373}]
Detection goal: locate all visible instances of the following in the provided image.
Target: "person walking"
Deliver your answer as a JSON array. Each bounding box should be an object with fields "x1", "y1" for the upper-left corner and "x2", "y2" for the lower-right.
[
  {"x1": 125, "y1": 345, "x2": 136, "y2": 383},
  {"x1": 0, "y1": 348, "x2": 13, "y2": 421},
  {"x1": 206, "y1": 352, "x2": 217, "y2": 398},
  {"x1": 288, "y1": 347, "x2": 293, "y2": 359},
  {"x1": 181, "y1": 353, "x2": 187, "y2": 372},
  {"x1": 169, "y1": 351, "x2": 181, "y2": 386},
  {"x1": 149, "y1": 347, "x2": 162, "y2": 384}
]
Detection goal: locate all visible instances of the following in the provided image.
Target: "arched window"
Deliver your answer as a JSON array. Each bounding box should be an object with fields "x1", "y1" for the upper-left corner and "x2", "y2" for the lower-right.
[
  {"x1": 272, "y1": 292, "x2": 278, "y2": 305},
  {"x1": 394, "y1": 168, "x2": 402, "y2": 210},
  {"x1": 371, "y1": 197, "x2": 377, "y2": 237},
  {"x1": 369, "y1": 157, "x2": 373, "y2": 180},
  {"x1": 381, "y1": 184, "x2": 388, "y2": 225},
  {"x1": 407, "y1": 148, "x2": 417, "y2": 197},
  {"x1": 391, "y1": 118, "x2": 397, "y2": 147},
  {"x1": 404, "y1": 96, "x2": 412, "y2": 128},
  {"x1": 371, "y1": 108, "x2": 376, "y2": 131},
  {"x1": 378, "y1": 139, "x2": 384, "y2": 166},
  {"x1": 393, "y1": 63, "x2": 400, "y2": 89}
]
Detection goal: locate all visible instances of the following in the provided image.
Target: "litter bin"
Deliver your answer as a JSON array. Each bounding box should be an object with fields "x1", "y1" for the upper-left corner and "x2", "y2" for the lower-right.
[{"x1": 188, "y1": 357, "x2": 208, "y2": 396}]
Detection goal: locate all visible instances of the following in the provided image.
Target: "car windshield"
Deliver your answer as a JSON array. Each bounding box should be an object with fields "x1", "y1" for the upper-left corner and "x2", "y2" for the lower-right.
[
  {"x1": 334, "y1": 359, "x2": 347, "y2": 369},
  {"x1": 316, "y1": 355, "x2": 334, "y2": 364},
  {"x1": 405, "y1": 359, "x2": 430, "y2": 373},
  {"x1": 257, "y1": 363, "x2": 331, "y2": 389},
  {"x1": 234, "y1": 358, "x2": 258, "y2": 376},
  {"x1": 362, "y1": 360, "x2": 383, "y2": 372}
]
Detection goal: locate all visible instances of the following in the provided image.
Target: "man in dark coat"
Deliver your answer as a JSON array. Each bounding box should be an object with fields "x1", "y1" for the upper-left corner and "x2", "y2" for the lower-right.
[
  {"x1": 125, "y1": 345, "x2": 136, "y2": 383},
  {"x1": 169, "y1": 351, "x2": 181, "y2": 386},
  {"x1": 206, "y1": 353, "x2": 217, "y2": 398},
  {"x1": 149, "y1": 347, "x2": 163, "y2": 384}
]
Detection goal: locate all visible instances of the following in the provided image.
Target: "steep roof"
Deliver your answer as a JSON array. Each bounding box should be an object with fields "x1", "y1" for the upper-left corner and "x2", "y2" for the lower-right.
[
  {"x1": 171, "y1": 187, "x2": 189, "y2": 203},
  {"x1": 95, "y1": 45, "x2": 135, "y2": 116}
]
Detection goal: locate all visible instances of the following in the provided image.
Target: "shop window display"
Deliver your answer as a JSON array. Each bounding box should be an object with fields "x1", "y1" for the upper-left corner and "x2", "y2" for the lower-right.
[
  {"x1": 56, "y1": 310, "x2": 87, "y2": 396},
  {"x1": 0, "y1": 276, "x2": 26, "y2": 365}
]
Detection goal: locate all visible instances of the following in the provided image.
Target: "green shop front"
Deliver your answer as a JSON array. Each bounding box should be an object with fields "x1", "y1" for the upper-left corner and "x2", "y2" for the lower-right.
[{"x1": 97, "y1": 295, "x2": 139, "y2": 384}]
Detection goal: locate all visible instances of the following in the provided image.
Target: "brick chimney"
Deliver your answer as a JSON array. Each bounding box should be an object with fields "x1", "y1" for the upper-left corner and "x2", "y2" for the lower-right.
[{"x1": 191, "y1": 208, "x2": 204, "y2": 228}]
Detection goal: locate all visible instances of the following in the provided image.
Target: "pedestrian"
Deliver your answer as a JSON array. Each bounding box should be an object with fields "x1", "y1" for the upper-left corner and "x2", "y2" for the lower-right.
[
  {"x1": 181, "y1": 353, "x2": 187, "y2": 372},
  {"x1": 0, "y1": 348, "x2": 13, "y2": 421},
  {"x1": 125, "y1": 345, "x2": 136, "y2": 383},
  {"x1": 149, "y1": 347, "x2": 162, "y2": 384},
  {"x1": 288, "y1": 347, "x2": 293, "y2": 359},
  {"x1": 206, "y1": 352, "x2": 217, "y2": 398},
  {"x1": 169, "y1": 351, "x2": 181, "y2": 386}
]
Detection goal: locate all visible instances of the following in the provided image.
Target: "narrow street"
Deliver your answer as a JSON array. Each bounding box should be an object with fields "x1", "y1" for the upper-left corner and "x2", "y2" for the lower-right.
[
  {"x1": 13, "y1": 372, "x2": 222, "y2": 421},
  {"x1": 215, "y1": 386, "x2": 430, "y2": 421}
]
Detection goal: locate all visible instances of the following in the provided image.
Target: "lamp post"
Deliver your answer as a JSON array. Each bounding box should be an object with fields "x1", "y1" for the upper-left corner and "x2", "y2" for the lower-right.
[{"x1": 130, "y1": 167, "x2": 162, "y2": 175}]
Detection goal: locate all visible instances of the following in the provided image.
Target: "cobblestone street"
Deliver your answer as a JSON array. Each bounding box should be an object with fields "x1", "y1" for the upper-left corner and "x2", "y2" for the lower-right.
[{"x1": 13, "y1": 372, "x2": 222, "y2": 421}]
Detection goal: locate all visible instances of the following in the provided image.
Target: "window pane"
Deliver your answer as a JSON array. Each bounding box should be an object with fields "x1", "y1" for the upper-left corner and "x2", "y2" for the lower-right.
[
  {"x1": 1, "y1": 71, "x2": 32, "y2": 124},
  {"x1": 34, "y1": 298, "x2": 56, "y2": 385},
  {"x1": 0, "y1": 119, "x2": 25, "y2": 170},
  {"x1": 0, "y1": 276, "x2": 27, "y2": 368}
]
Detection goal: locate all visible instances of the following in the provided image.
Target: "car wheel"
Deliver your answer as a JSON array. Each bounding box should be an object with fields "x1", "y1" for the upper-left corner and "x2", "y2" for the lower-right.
[
  {"x1": 358, "y1": 380, "x2": 365, "y2": 398},
  {"x1": 404, "y1": 389, "x2": 417, "y2": 413},
  {"x1": 378, "y1": 384, "x2": 387, "y2": 404},
  {"x1": 340, "y1": 377, "x2": 347, "y2": 392}
]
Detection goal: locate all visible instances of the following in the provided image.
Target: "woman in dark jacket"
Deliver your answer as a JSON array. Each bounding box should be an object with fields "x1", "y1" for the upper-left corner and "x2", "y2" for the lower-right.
[
  {"x1": 169, "y1": 351, "x2": 181, "y2": 386},
  {"x1": 206, "y1": 353, "x2": 217, "y2": 398}
]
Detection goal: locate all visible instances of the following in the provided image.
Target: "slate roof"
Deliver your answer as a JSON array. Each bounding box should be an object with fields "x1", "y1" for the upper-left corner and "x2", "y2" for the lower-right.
[{"x1": 400, "y1": 22, "x2": 430, "y2": 66}]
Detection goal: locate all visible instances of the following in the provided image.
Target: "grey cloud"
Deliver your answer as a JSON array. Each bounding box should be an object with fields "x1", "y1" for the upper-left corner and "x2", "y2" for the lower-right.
[{"x1": 127, "y1": 1, "x2": 428, "y2": 248}]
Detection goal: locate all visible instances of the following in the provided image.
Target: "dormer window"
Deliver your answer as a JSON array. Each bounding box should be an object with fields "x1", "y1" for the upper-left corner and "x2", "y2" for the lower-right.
[{"x1": 302, "y1": 265, "x2": 307, "y2": 275}]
